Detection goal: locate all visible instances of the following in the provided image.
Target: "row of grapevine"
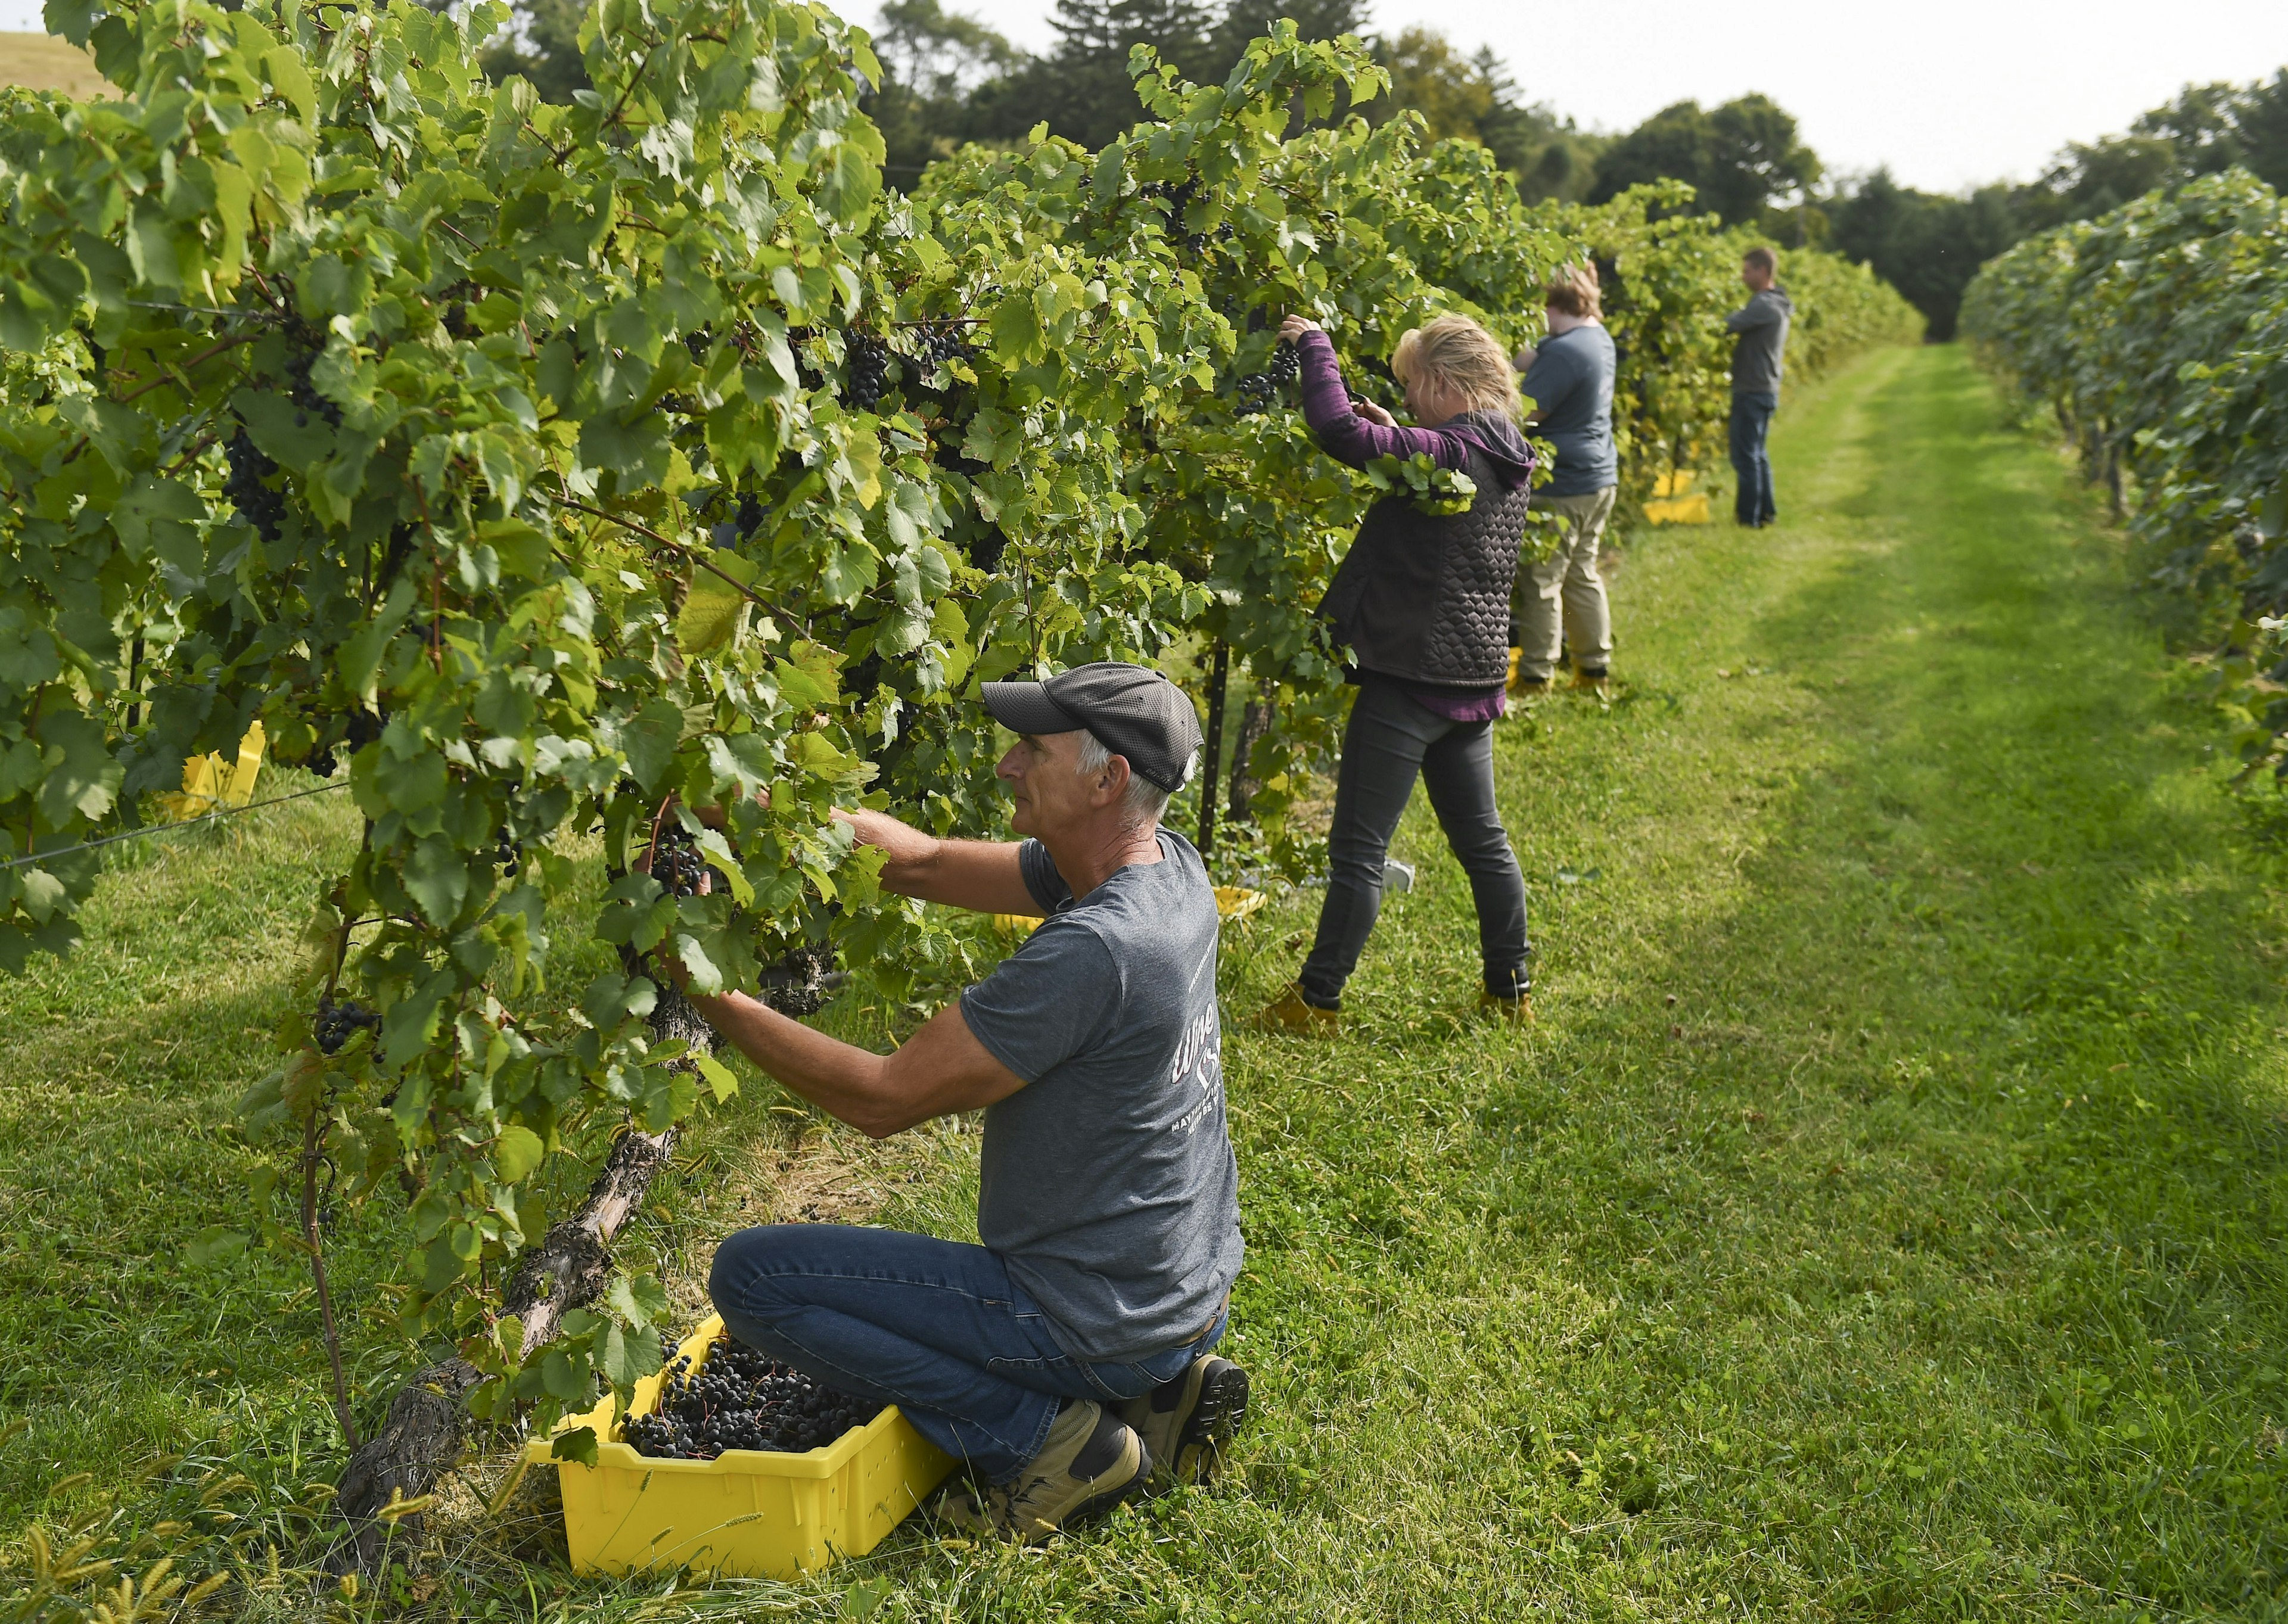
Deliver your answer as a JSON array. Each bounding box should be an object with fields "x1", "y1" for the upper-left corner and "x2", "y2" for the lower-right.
[
  {"x1": 1961, "y1": 171, "x2": 2288, "y2": 775},
  {"x1": 0, "y1": 0, "x2": 1921, "y2": 1511}
]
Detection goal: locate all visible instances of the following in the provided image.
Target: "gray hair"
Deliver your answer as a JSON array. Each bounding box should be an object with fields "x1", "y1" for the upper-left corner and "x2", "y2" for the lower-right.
[{"x1": 1077, "y1": 731, "x2": 1190, "y2": 828}]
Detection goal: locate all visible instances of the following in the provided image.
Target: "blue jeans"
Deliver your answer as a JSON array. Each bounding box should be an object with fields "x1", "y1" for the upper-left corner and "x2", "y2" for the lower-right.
[
  {"x1": 1729, "y1": 391, "x2": 1778, "y2": 525},
  {"x1": 708, "y1": 1225, "x2": 1224, "y2": 1482},
  {"x1": 1298, "y1": 676, "x2": 1530, "y2": 1007}
]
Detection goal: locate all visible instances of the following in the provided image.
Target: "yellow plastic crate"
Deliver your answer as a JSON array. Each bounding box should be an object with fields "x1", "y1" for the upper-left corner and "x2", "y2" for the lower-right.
[
  {"x1": 157, "y1": 721, "x2": 267, "y2": 822},
  {"x1": 1212, "y1": 885, "x2": 1264, "y2": 922},
  {"x1": 525, "y1": 1314, "x2": 955, "y2": 1579},
  {"x1": 1644, "y1": 469, "x2": 1711, "y2": 525}
]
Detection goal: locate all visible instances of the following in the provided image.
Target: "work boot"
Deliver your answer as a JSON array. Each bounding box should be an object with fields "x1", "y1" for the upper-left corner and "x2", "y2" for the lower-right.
[
  {"x1": 1507, "y1": 648, "x2": 1550, "y2": 698},
  {"x1": 1121, "y1": 1355, "x2": 1251, "y2": 1488},
  {"x1": 1258, "y1": 982, "x2": 1339, "y2": 1036},
  {"x1": 1571, "y1": 666, "x2": 1609, "y2": 693},
  {"x1": 1479, "y1": 989, "x2": 1534, "y2": 1026},
  {"x1": 935, "y1": 1401, "x2": 1150, "y2": 1544}
]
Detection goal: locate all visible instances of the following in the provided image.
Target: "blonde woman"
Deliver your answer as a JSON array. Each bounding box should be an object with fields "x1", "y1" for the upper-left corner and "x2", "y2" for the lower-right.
[{"x1": 1261, "y1": 313, "x2": 1536, "y2": 1033}]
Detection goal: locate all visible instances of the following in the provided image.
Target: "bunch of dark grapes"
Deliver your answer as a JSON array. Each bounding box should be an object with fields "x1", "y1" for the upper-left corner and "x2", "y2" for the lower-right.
[
  {"x1": 1140, "y1": 177, "x2": 1211, "y2": 259},
  {"x1": 494, "y1": 829, "x2": 519, "y2": 878},
  {"x1": 1233, "y1": 340, "x2": 1300, "y2": 416},
  {"x1": 285, "y1": 347, "x2": 344, "y2": 428},
  {"x1": 844, "y1": 332, "x2": 891, "y2": 410},
  {"x1": 624, "y1": 1334, "x2": 880, "y2": 1460},
  {"x1": 902, "y1": 321, "x2": 975, "y2": 374},
  {"x1": 314, "y1": 997, "x2": 381, "y2": 1056},
  {"x1": 309, "y1": 709, "x2": 385, "y2": 779},
  {"x1": 224, "y1": 430, "x2": 285, "y2": 542},
  {"x1": 786, "y1": 328, "x2": 823, "y2": 391},
  {"x1": 649, "y1": 821, "x2": 707, "y2": 897}
]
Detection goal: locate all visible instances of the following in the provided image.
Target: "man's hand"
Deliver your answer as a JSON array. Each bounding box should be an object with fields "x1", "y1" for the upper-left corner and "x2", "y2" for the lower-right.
[
  {"x1": 688, "y1": 989, "x2": 1025, "y2": 1139},
  {"x1": 1278, "y1": 314, "x2": 1322, "y2": 343}
]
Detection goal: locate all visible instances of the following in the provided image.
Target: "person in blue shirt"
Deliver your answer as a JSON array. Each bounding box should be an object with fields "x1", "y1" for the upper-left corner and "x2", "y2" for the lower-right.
[{"x1": 1511, "y1": 263, "x2": 1619, "y2": 693}]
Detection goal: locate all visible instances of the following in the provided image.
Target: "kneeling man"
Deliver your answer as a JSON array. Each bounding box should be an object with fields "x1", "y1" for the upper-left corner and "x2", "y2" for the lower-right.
[{"x1": 684, "y1": 662, "x2": 1247, "y2": 1542}]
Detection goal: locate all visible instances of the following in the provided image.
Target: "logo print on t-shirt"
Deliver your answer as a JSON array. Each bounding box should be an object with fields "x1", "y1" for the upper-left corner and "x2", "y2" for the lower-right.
[{"x1": 1166, "y1": 1005, "x2": 1224, "y2": 1137}]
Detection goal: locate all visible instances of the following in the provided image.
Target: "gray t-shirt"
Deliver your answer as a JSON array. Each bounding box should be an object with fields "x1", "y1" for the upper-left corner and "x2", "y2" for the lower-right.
[
  {"x1": 959, "y1": 829, "x2": 1243, "y2": 1363},
  {"x1": 1726, "y1": 286, "x2": 1794, "y2": 396},
  {"x1": 1519, "y1": 324, "x2": 1617, "y2": 497}
]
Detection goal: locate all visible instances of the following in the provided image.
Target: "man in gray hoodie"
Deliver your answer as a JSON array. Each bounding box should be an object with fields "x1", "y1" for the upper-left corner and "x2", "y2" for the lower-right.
[{"x1": 1726, "y1": 247, "x2": 1794, "y2": 527}]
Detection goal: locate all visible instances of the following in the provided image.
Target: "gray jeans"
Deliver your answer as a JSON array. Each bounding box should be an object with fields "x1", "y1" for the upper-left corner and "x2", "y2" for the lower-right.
[{"x1": 1298, "y1": 677, "x2": 1531, "y2": 1007}]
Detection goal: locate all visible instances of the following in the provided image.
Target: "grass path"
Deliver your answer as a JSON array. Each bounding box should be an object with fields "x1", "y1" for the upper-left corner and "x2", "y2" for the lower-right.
[{"x1": 2, "y1": 344, "x2": 2283, "y2": 1620}]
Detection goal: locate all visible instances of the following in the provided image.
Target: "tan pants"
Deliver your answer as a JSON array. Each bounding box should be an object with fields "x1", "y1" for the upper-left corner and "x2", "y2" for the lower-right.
[{"x1": 1512, "y1": 486, "x2": 1616, "y2": 682}]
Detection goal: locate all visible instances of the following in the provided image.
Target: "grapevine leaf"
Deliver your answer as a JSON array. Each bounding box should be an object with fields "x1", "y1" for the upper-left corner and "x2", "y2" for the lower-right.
[
  {"x1": 695, "y1": 1051, "x2": 739, "y2": 1104},
  {"x1": 551, "y1": 1425, "x2": 599, "y2": 1466},
  {"x1": 34, "y1": 713, "x2": 120, "y2": 826},
  {"x1": 493, "y1": 1124, "x2": 545, "y2": 1183},
  {"x1": 606, "y1": 1274, "x2": 670, "y2": 1329},
  {"x1": 620, "y1": 698, "x2": 686, "y2": 792}
]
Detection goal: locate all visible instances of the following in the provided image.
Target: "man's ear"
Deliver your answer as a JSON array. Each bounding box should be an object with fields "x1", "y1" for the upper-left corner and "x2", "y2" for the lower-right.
[{"x1": 1090, "y1": 753, "x2": 1132, "y2": 807}]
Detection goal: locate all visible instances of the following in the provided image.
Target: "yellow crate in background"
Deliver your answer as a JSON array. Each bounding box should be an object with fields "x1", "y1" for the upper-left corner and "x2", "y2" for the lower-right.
[
  {"x1": 1644, "y1": 469, "x2": 1711, "y2": 525},
  {"x1": 157, "y1": 722, "x2": 266, "y2": 822},
  {"x1": 1213, "y1": 885, "x2": 1264, "y2": 922},
  {"x1": 526, "y1": 1313, "x2": 954, "y2": 1579}
]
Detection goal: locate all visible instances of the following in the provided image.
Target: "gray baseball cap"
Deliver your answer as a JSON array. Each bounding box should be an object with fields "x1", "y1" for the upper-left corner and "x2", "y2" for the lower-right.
[{"x1": 982, "y1": 662, "x2": 1202, "y2": 791}]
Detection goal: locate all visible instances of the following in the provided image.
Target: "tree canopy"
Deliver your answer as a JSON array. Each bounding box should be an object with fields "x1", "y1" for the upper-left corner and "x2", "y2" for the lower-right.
[{"x1": 1587, "y1": 94, "x2": 1820, "y2": 226}]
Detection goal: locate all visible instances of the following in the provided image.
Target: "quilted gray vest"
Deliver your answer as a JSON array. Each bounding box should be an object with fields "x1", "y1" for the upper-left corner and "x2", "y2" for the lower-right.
[{"x1": 1320, "y1": 437, "x2": 1534, "y2": 689}]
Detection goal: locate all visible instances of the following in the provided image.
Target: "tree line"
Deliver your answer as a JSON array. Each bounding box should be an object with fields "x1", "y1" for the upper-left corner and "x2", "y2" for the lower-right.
[{"x1": 474, "y1": 0, "x2": 2288, "y2": 343}]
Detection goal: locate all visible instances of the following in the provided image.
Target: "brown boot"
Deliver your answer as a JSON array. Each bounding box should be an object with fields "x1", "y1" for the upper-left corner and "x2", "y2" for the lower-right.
[
  {"x1": 1121, "y1": 1355, "x2": 1251, "y2": 1488},
  {"x1": 1479, "y1": 989, "x2": 1534, "y2": 1026},
  {"x1": 1258, "y1": 982, "x2": 1339, "y2": 1036},
  {"x1": 935, "y1": 1401, "x2": 1150, "y2": 1545}
]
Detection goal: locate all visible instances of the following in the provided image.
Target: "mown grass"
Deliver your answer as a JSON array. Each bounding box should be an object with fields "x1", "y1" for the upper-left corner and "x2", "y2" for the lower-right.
[{"x1": 1, "y1": 344, "x2": 2283, "y2": 1620}]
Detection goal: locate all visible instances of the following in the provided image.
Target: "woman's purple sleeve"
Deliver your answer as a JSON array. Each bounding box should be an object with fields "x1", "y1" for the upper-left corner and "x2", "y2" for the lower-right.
[{"x1": 1295, "y1": 329, "x2": 1470, "y2": 472}]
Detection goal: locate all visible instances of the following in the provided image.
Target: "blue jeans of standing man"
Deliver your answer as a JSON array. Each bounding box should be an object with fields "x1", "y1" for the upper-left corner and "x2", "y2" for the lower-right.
[
  {"x1": 709, "y1": 1224, "x2": 1225, "y2": 1482},
  {"x1": 1297, "y1": 676, "x2": 1531, "y2": 1007},
  {"x1": 1729, "y1": 390, "x2": 1778, "y2": 525}
]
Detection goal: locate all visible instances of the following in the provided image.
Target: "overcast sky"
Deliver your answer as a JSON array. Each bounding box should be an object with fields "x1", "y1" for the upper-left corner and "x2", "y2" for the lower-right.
[{"x1": 876, "y1": 0, "x2": 2288, "y2": 193}]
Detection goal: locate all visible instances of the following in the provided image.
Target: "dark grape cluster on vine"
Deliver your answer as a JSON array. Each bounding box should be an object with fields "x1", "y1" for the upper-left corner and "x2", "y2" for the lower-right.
[
  {"x1": 285, "y1": 345, "x2": 343, "y2": 428},
  {"x1": 1234, "y1": 340, "x2": 1300, "y2": 416},
  {"x1": 224, "y1": 429, "x2": 285, "y2": 542},
  {"x1": 1140, "y1": 177, "x2": 1216, "y2": 259},
  {"x1": 844, "y1": 331, "x2": 890, "y2": 410},
  {"x1": 314, "y1": 997, "x2": 380, "y2": 1056},
  {"x1": 648, "y1": 820, "x2": 708, "y2": 897},
  {"x1": 623, "y1": 1333, "x2": 880, "y2": 1460},
  {"x1": 494, "y1": 830, "x2": 518, "y2": 878},
  {"x1": 901, "y1": 320, "x2": 975, "y2": 374},
  {"x1": 708, "y1": 491, "x2": 770, "y2": 549},
  {"x1": 786, "y1": 327, "x2": 823, "y2": 391},
  {"x1": 309, "y1": 708, "x2": 384, "y2": 779}
]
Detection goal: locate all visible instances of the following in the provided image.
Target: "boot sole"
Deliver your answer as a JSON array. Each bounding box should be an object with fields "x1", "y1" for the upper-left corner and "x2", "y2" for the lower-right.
[{"x1": 1169, "y1": 1361, "x2": 1251, "y2": 1483}]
